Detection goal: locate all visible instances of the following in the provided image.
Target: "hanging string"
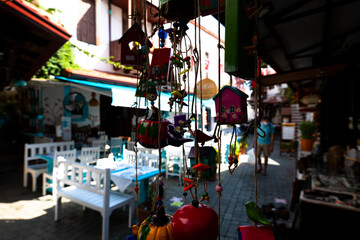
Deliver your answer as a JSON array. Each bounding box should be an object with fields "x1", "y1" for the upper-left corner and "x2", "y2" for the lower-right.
[
  {"x1": 134, "y1": 144, "x2": 139, "y2": 223},
  {"x1": 132, "y1": 69, "x2": 140, "y2": 224},
  {"x1": 133, "y1": 0, "x2": 141, "y2": 224},
  {"x1": 156, "y1": 0, "x2": 163, "y2": 212},
  {"x1": 216, "y1": 1, "x2": 222, "y2": 239},
  {"x1": 192, "y1": 0, "x2": 200, "y2": 202},
  {"x1": 197, "y1": 0, "x2": 203, "y2": 131},
  {"x1": 216, "y1": 129, "x2": 222, "y2": 239},
  {"x1": 253, "y1": 0, "x2": 259, "y2": 207}
]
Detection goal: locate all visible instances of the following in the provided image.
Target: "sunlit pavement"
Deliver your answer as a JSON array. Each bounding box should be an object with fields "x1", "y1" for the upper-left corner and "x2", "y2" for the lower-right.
[{"x1": 0, "y1": 135, "x2": 295, "y2": 240}]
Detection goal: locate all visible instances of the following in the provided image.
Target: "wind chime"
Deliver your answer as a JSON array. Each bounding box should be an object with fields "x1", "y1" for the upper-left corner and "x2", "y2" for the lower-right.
[
  {"x1": 223, "y1": 0, "x2": 275, "y2": 239},
  {"x1": 125, "y1": 0, "x2": 273, "y2": 240}
]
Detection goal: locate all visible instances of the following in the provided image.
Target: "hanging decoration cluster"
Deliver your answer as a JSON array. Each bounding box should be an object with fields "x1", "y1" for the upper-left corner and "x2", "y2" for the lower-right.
[{"x1": 123, "y1": 0, "x2": 274, "y2": 240}]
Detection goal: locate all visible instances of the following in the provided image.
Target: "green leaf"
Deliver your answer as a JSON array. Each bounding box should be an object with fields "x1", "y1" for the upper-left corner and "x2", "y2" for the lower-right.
[{"x1": 138, "y1": 224, "x2": 150, "y2": 240}]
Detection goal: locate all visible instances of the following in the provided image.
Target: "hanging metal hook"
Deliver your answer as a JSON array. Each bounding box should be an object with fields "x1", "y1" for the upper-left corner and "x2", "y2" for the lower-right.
[
  {"x1": 192, "y1": 48, "x2": 199, "y2": 63},
  {"x1": 241, "y1": 121, "x2": 266, "y2": 139}
]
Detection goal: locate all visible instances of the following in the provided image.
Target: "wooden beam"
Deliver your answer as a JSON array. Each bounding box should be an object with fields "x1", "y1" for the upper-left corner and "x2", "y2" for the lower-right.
[{"x1": 262, "y1": 63, "x2": 347, "y2": 86}]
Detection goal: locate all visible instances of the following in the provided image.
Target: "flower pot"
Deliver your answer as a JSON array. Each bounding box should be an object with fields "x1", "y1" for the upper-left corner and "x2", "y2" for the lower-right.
[
  {"x1": 300, "y1": 138, "x2": 314, "y2": 151},
  {"x1": 240, "y1": 148, "x2": 246, "y2": 155}
]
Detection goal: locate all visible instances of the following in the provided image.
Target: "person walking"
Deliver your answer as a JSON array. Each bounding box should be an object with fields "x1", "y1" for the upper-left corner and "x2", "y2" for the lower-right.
[{"x1": 252, "y1": 116, "x2": 275, "y2": 176}]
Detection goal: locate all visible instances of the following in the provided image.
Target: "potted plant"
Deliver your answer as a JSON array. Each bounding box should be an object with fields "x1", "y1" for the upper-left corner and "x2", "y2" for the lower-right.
[{"x1": 299, "y1": 121, "x2": 316, "y2": 151}]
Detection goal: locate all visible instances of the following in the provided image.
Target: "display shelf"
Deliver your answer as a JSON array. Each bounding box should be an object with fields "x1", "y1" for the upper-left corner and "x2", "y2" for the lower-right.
[{"x1": 300, "y1": 191, "x2": 360, "y2": 212}]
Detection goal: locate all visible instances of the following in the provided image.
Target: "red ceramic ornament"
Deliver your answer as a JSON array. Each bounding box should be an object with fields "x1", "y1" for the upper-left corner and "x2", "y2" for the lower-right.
[
  {"x1": 172, "y1": 203, "x2": 218, "y2": 240},
  {"x1": 237, "y1": 225, "x2": 274, "y2": 240},
  {"x1": 136, "y1": 118, "x2": 171, "y2": 149}
]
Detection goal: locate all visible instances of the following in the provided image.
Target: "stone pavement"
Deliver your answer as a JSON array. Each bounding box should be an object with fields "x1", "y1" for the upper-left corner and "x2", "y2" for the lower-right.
[{"x1": 0, "y1": 135, "x2": 296, "y2": 240}]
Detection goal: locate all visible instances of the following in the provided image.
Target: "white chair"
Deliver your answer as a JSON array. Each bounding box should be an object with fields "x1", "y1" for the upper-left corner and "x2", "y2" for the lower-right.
[
  {"x1": 79, "y1": 146, "x2": 100, "y2": 165},
  {"x1": 92, "y1": 139, "x2": 108, "y2": 157},
  {"x1": 165, "y1": 147, "x2": 184, "y2": 185},
  {"x1": 122, "y1": 149, "x2": 137, "y2": 165},
  {"x1": 110, "y1": 137, "x2": 123, "y2": 157},
  {"x1": 23, "y1": 141, "x2": 74, "y2": 192},
  {"x1": 98, "y1": 131, "x2": 107, "y2": 140},
  {"x1": 126, "y1": 141, "x2": 135, "y2": 151},
  {"x1": 42, "y1": 149, "x2": 77, "y2": 196},
  {"x1": 140, "y1": 152, "x2": 160, "y2": 168}
]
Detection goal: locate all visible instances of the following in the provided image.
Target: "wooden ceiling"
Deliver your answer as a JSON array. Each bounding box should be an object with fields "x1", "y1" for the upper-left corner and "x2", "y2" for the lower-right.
[
  {"x1": 215, "y1": 0, "x2": 360, "y2": 86},
  {"x1": 0, "y1": 0, "x2": 71, "y2": 88}
]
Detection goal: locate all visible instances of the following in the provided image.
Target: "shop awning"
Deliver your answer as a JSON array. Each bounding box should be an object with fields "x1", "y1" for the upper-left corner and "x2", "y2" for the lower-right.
[{"x1": 55, "y1": 76, "x2": 216, "y2": 115}]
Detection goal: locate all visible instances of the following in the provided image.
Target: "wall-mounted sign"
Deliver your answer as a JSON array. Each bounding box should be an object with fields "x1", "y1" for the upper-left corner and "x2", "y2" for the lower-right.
[{"x1": 195, "y1": 78, "x2": 218, "y2": 100}]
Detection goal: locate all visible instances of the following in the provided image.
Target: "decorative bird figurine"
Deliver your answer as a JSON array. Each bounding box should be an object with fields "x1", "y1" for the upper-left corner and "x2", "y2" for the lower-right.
[
  {"x1": 166, "y1": 124, "x2": 193, "y2": 147},
  {"x1": 195, "y1": 129, "x2": 213, "y2": 146},
  {"x1": 245, "y1": 201, "x2": 272, "y2": 226}
]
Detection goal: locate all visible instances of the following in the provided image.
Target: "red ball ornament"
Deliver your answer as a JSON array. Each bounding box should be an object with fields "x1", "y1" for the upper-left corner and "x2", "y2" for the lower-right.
[
  {"x1": 134, "y1": 186, "x2": 139, "y2": 193},
  {"x1": 172, "y1": 202, "x2": 218, "y2": 240}
]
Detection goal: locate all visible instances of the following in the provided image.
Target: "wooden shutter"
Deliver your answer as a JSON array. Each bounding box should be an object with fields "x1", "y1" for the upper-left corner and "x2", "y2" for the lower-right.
[{"x1": 77, "y1": 0, "x2": 96, "y2": 45}]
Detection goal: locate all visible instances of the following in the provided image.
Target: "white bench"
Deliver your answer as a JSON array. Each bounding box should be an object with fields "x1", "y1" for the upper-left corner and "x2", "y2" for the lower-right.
[
  {"x1": 42, "y1": 149, "x2": 77, "y2": 196},
  {"x1": 54, "y1": 159, "x2": 134, "y2": 240},
  {"x1": 23, "y1": 141, "x2": 74, "y2": 192}
]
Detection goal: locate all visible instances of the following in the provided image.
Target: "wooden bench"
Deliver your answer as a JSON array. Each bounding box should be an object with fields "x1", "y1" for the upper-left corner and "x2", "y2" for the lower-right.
[
  {"x1": 53, "y1": 159, "x2": 134, "y2": 240},
  {"x1": 23, "y1": 141, "x2": 74, "y2": 192}
]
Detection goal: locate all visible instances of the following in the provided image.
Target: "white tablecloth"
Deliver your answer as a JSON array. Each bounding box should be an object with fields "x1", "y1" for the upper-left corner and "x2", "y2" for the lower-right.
[
  {"x1": 111, "y1": 166, "x2": 158, "y2": 192},
  {"x1": 96, "y1": 159, "x2": 158, "y2": 192}
]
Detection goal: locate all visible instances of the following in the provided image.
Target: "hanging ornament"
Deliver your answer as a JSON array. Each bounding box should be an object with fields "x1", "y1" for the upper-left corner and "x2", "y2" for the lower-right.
[
  {"x1": 136, "y1": 106, "x2": 193, "y2": 148},
  {"x1": 212, "y1": 86, "x2": 248, "y2": 174},
  {"x1": 172, "y1": 201, "x2": 218, "y2": 240},
  {"x1": 245, "y1": 201, "x2": 272, "y2": 226},
  {"x1": 135, "y1": 206, "x2": 174, "y2": 240},
  {"x1": 145, "y1": 87, "x2": 158, "y2": 102},
  {"x1": 166, "y1": 124, "x2": 193, "y2": 147},
  {"x1": 236, "y1": 201, "x2": 274, "y2": 239},
  {"x1": 237, "y1": 225, "x2": 274, "y2": 240},
  {"x1": 168, "y1": 89, "x2": 188, "y2": 112},
  {"x1": 117, "y1": 22, "x2": 151, "y2": 69},
  {"x1": 188, "y1": 147, "x2": 217, "y2": 180},
  {"x1": 215, "y1": 184, "x2": 223, "y2": 197},
  {"x1": 148, "y1": 48, "x2": 172, "y2": 86},
  {"x1": 89, "y1": 92, "x2": 99, "y2": 106},
  {"x1": 212, "y1": 85, "x2": 249, "y2": 125},
  {"x1": 158, "y1": 25, "x2": 168, "y2": 48},
  {"x1": 136, "y1": 106, "x2": 171, "y2": 149}
]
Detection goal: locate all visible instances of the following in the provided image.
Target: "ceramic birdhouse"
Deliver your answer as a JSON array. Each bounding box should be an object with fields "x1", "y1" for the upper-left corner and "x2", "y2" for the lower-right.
[
  {"x1": 212, "y1": 86, "x2": 248, "y2": 125},
  {"x1": 237, "y1": 226, "x2": 274, "y2": 240},
  {"x1": 148, "y1": 48, "x2": 171, "y2": 86},
  {"x1": 117, "y1": 22, "x2": 147, "y2": 69},
  {"x1": 188, "y1": 146, "x2": 217, "y2": 180}
]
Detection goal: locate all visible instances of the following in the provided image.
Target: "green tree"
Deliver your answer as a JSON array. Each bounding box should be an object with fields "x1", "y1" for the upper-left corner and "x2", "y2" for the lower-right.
[{"x1": 34, "y1": 42, "x2": 79, "y2": 79}]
